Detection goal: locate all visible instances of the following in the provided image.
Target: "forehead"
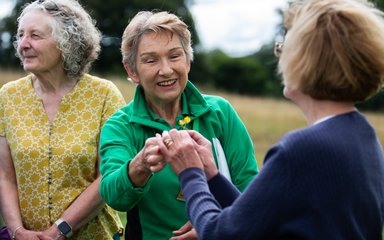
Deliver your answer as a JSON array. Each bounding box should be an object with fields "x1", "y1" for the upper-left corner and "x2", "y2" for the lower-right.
[
  {"x1": 18, "y1": 10, "x2": 53, "y2": 33},
  {"x1": 137, "y1": 31, "x2": 182, "y2": 53}
]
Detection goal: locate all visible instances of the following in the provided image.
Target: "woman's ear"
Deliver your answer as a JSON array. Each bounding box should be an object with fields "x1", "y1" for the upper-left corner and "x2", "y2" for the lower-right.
[{"x1": 124, "y1": 63, "x2": 140, "y2": 84}]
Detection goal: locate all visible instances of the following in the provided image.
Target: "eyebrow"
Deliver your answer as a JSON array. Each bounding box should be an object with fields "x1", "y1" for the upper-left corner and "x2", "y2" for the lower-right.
[{"x1": 139, "y1": 47, "x2": 184, "y2": 58}]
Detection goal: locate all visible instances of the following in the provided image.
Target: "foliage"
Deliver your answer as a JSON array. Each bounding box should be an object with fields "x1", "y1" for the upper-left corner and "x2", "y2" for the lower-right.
[
  {"x1": 1, "y1": 0, "x2": 384, "y2": 111},
  {"x1": 0, "y1": 0, "x2": 200, "y2": 75}
]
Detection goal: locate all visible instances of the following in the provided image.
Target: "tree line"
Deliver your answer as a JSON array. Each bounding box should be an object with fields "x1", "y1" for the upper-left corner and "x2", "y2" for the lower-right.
[{"x1": 0, "y1": 0, "x2": 383, "y2": 111}]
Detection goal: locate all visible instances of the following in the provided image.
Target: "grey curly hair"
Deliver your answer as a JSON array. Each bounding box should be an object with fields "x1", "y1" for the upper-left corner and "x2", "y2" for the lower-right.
[{"x1": 15, "y1": 0, "x2": 101, "y2": 80}]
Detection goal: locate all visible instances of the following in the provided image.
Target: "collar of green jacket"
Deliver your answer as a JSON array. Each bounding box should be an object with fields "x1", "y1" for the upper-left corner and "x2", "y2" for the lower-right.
[{"x1": 129, "y1": 80, "x2": 211, "y2": 130}]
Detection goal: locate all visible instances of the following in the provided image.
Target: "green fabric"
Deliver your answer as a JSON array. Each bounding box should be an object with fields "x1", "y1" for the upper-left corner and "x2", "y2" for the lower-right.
[{"x1": 99, "y1": 81, "x2": 258, "y2": 239}]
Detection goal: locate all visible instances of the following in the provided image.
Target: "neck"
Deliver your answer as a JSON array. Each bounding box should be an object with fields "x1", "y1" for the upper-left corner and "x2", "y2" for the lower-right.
[
  {"x1": 32, "y1": 73, "x2": 79, "y2": 98},
  {"x1": 147, "y1": 98, "x2": 181, "y2": 127},
  {"x1": 303, "y1": 100, "x2": 356, "y2": 125}
]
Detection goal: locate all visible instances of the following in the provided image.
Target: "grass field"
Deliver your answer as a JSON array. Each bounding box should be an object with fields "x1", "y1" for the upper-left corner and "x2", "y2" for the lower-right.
[
  {"x1": 1, "y1": 68, "x2": 383, "y2": 167},
  {"x1": 1, "y1": 69, "x2": 384, "y2": 235}
]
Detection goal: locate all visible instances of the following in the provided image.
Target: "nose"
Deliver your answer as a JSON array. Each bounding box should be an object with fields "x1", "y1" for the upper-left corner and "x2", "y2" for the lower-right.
[
  {"x1": 159, "y1": 59, "x2": 173, "y2": 76},
  {"x1": 17, "y1": 35, "x2": 31, "y2": 52}
]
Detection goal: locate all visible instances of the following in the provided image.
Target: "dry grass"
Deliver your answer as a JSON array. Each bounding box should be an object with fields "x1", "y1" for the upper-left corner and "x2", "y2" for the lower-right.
[{"x1": 1, "y1": 69, "x2": 383, "y2": 169}]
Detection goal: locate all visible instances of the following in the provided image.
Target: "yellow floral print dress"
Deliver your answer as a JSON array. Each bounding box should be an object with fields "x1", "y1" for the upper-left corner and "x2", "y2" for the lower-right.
[{"x1": 0, "y1": 74, "x2": 126, "y2": 239}]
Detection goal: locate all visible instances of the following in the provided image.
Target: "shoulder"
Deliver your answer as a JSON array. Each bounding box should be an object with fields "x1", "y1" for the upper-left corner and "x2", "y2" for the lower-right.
[
  {"x1": 81, "y1": 74, "x2": 118, "y2": 89},
  {"x1": 0, "y1": 75, "x2": 31, "y2": 94},
  {"x1": 202, "y1": 94, "x2": 233, "y2": 111},
  {"x1": 80, "y1": 74, "x2": 124, "y2": 100}
]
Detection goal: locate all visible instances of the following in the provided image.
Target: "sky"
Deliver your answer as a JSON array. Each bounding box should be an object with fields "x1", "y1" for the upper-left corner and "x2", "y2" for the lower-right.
[
  {"x1": 0, "y1": 0, "x2": 288, "y2": 57},
  {"x1": 188, "y1": 0, "x2": 288, "y2": 56}
]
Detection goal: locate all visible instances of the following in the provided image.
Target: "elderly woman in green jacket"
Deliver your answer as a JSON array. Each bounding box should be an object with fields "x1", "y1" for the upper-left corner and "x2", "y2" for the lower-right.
[{"x1": 99, "y1": 11, "x2": 259, "y2": 240}]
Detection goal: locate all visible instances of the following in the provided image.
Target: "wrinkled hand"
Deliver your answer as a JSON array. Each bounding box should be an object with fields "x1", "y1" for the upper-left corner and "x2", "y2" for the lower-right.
[
  {"x1": 128, "y1": 137, "x2": 165, "y2": 187},
  {"x1": 186, "y1": 130, "x2": 218, "y2": 180},
  {"x1": 143, "y1": 138, "x2": 167, "y2": 173},
  {"x1": 170, "y1": 221, "x2": 198, "y2": 240},
  {"x1": 13, "y1": 227, "x2": 44, "y2": 240},
  {"x1": 37, "y1": 224, "x2": 64, "y2": 240},
  {"x1": 156, "y1": 129, "x2": 203, "y2": 175}
]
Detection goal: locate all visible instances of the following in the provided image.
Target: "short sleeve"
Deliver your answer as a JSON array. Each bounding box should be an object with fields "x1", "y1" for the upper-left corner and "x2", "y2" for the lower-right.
[
  {"x1": 101, "y1": 81, "x2": 126, "y2": 126},
  {"x1": 0, "y1": 88, "x2": 6, "y2": 137}
]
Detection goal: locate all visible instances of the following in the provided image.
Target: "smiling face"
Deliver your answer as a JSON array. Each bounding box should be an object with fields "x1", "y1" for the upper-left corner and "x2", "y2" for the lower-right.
[
  {"x1": 126, "y1": 31, "x2": 190, "y2": 109},
  {"x1": 16, "y1": 11, "x2": 63, "y2": 75}
]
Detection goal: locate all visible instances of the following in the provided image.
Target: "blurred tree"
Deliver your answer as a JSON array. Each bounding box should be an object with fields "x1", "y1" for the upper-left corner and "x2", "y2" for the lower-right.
[
  {"x1": 249, "y1": 43, "x2": 283, "y2": 98},
  {"x1": 0, "y1": 0, "x2": 200, "y2": 76},
  {"x1": 208, "y1": 49, "x2": 269, "y2": 96}
]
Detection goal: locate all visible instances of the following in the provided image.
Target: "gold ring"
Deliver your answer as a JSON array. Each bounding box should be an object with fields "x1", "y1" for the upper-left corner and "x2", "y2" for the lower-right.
[{"x1": 164, "y1": 138, "x2": 174, "y2": 148}]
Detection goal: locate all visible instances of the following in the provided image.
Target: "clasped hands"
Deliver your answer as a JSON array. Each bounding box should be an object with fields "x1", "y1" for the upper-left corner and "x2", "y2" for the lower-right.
[{"x1": 140, "y1": 129, "x2": 218, "y2": 179}]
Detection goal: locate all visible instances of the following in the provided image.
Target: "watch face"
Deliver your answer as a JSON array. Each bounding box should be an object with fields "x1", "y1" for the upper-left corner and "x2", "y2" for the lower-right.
[{"x1": 59, "y1": 222, "x2": 71, "y2": 234}]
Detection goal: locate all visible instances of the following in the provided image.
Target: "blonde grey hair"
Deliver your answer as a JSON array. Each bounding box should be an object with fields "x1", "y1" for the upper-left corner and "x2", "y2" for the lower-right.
[
  {"x1": 15, "y1": 0, "x2": 101, "y2": 80},
  {"x1": 278, "y1": 0, "x2": 384, "y2": 101},
  {"x1": 121, "y1": 11, "x2": 194, "y2": 74}
]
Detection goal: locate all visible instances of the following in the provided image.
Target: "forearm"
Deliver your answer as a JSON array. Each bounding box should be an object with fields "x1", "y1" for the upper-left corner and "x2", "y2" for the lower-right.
[
  {"x1": 0, "y1": 177, "x2": 23, "y2": 231},
  {"x1": 0, "y1": 137, "x2": 23, "y2": 232},
  {"x1": 208, "y1": 173, "x2": 240, "y2": 208},
  {"x1": 59, "y1": 176, "x2": 104, "y2": 231}
]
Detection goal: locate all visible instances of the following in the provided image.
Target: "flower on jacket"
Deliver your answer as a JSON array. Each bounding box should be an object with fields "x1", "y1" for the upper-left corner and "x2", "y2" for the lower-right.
[{"x1": 179, "y1": 116, "x2": 191, "y2": 130}]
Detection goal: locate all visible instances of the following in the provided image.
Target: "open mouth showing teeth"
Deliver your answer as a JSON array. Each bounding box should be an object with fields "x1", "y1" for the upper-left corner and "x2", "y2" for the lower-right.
[{"x1": 158, "y1": 80, "x2": 176, "y2": 86}]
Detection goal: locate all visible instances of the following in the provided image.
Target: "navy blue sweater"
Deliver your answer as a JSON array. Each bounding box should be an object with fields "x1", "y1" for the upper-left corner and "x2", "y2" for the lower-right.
[{"x1": 180, "y1": 111, "x2": 384, "y2": 239}]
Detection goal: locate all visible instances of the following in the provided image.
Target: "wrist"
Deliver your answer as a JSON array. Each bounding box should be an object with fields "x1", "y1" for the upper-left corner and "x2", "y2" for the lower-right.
[
  {"x1": 11, "y1": 225, "x2": 23, "y2": 240},
  {"x1": 55, "y1": 219, "x2": 73, "y2": 238}
]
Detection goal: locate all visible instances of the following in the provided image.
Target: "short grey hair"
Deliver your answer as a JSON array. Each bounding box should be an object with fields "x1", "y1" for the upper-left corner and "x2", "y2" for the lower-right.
[
  {"x1": 121, "y1": 11, "x2": 194, "y2": 74},
  {"x1": 15, "y1": 0, "x2": 101, "y2": 80}
]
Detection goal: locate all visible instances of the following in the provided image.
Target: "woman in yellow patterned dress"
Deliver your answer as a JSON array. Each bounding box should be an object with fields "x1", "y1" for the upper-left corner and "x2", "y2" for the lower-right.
[{"x1": 0, "y1": 0, "x2": 125, "y2": 239}]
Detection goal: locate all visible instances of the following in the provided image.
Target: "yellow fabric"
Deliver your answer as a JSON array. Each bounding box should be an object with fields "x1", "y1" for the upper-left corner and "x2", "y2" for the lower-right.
[{"x1": 0, "y1": 74, "x2": 126, "y2": 239}]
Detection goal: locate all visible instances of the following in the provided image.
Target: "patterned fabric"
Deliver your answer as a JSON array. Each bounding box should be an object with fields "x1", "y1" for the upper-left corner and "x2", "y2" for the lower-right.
[{"x1": 0, "y1": 74, "x2": 126, "y2": 239}]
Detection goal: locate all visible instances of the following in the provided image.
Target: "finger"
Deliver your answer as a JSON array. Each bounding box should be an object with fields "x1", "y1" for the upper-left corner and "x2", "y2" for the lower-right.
[
  {"x1": 162, "y1": 131, "x2": 175, "y2": 149},
  {"x1": 170, "y1": 228, "x2": 198, "y2": 240},
  {"x1": 164, "y1": 137, "x2": 174, "y2": 149},
  {"x1": 172, "y1": 221, "x2": 193, "y2": 236},
  {"x1": 149, "y1": 160, "x2": 167, "y2": 172},
  {"x1": 145, "y1": 145, "x2": 160, "y2": 155},
  {"x1": 186, "y1": 130, "x2": 209, "y2": 145},
  {"x1": 146, "y1": 154, "x2": 163, "y2": 165}
]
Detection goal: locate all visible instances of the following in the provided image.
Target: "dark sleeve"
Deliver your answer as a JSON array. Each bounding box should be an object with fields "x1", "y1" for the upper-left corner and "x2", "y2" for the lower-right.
[
  {"x1": 179, "y1": 143, "x2": 291, "y2": 240},
  {"x1": 208, "y1": 173, "x2": 240, "y2": 208}
]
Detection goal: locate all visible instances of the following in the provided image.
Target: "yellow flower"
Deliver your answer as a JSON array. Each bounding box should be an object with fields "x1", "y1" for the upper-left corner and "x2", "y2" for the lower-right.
[{"x1": 179, "y1": 116, "x2": 191, "y2": 129}]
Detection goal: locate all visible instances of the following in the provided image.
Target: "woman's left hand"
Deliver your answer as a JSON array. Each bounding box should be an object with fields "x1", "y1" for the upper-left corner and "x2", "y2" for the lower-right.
[{"x1": 170, "y1": 221, "x2": 197, "y2": 240}]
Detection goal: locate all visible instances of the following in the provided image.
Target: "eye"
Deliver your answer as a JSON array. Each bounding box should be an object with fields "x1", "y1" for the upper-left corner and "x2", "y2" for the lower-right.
[
  {"x1": 170, "y1": 54, "x2": 181, "y2": 59},
  {"x1": 31, "y1": 34, "x2": 42, "y2": 39},
  {"x1": 145, "y1": 58, "x2": 156, "y2": 64},
  {"x1": 141, "y1": 56, "x2": 157, "y2": 64},
  {"x1": 17, "y1": 32, "x2": 24, "y2": 39}
]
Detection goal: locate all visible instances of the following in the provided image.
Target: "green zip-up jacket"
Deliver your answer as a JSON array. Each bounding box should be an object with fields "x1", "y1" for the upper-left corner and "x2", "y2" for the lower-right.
[{"x1": 99, "y1": 81, "x2": 258, "y2": 239}]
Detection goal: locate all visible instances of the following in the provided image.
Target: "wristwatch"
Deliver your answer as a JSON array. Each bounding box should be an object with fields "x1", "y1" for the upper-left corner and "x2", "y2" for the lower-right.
[{"x1": 55, "y1": 219, "x2": 73, "y2": 238}]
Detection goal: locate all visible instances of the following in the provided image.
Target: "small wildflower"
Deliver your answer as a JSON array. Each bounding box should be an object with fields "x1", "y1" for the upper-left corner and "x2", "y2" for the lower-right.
[{"x1": 179, "y1": 116, "x2": 191, "y2": 129}]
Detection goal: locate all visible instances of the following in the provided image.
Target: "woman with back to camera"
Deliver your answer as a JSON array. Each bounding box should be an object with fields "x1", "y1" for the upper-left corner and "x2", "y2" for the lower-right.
[
  {"x1": 0, "y1": 0, "x2": 125, "y2": 239},
  {"x1": 98, "y1": 10, "x2": 259, "y2": 240},
  {"x1": 155, "y1": 0, "x2": 384, "y2": 239}
]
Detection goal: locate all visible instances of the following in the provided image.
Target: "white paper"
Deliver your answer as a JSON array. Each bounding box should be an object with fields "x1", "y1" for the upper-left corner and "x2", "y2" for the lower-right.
[{"x1": 212, "y1": 138, "x2": 231, "y2": 182}]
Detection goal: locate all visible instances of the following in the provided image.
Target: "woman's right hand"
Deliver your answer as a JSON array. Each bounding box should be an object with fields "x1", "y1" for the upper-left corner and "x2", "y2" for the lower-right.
[
  {"x1": 128, "y1": 137, "x2": 165, "y2": 187},
  {"x1": 12, "y1": 228, "x2": 42, "y2": 240},
  {"x1": 186, "y1": 130, "x2": 218, "y2": 180}
]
